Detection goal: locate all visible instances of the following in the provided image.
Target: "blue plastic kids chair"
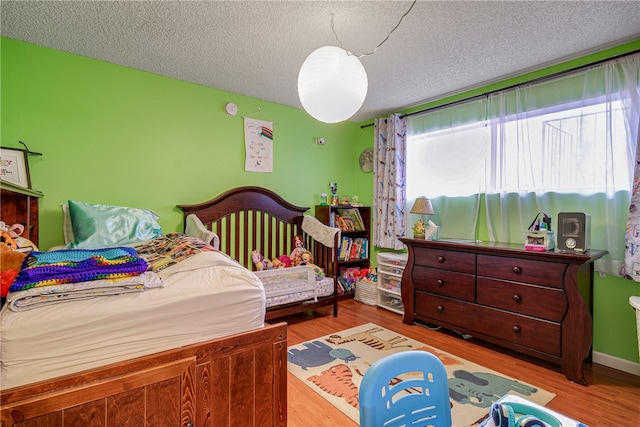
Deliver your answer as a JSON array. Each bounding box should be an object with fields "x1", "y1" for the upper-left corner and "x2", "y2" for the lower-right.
[{"x1": 359, "y1": 350, "x2": 452, "y2": 427}]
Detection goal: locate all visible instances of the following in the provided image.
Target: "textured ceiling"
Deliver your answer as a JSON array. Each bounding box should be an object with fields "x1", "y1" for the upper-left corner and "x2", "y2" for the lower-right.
[{"x1": 2, "y1": 1, "x2": 640, "y2": 123}]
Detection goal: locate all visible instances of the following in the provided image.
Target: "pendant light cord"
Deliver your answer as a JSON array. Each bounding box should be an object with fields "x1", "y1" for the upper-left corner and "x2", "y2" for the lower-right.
[{"x1": 331, "y1": 0, "x2": 417, "y2": 58}]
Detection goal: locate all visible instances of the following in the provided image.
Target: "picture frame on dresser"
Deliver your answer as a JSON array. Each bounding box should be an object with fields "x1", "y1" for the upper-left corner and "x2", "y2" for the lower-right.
[{"x1": 0, "y1": 147, "x2": 31, "y2": 189}]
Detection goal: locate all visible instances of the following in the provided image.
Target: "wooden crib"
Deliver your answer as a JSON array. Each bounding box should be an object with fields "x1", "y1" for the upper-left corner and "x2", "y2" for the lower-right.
[{"x1": 178, "y1": 186, "x2": 340, "y2": 320}]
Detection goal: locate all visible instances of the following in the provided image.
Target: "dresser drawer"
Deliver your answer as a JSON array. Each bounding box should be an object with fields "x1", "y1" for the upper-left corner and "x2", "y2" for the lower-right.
[
  {"x1": 414, "y1": 247, "x2": 476, "y2": 274},
  {"x1": 414, "y1": 293, "x2": 561, "y2": 356},
  {"x1": 413, "y1": 266, "x2": 475, "y2": 302},
  {"x1": 477, "y1": 254, "x2": 566, "y2": 288},
  {"x1": 477, "y1": 278, "x2": 567, "y2": 321}
]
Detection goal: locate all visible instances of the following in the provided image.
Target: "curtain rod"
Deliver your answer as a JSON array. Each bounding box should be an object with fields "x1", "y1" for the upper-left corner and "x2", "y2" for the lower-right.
[{"x1": 360, "y1": 48, "x2": 640, "y2": 129}]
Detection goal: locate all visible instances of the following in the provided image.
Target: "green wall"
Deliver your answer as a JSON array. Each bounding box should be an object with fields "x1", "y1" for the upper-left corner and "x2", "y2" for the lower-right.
[
  {"x1": 1, "y1": 37, "x2": 365, "y2": 251},
  {"x1": 3, "y1": 36, "x2": 640, "y2": 367}
]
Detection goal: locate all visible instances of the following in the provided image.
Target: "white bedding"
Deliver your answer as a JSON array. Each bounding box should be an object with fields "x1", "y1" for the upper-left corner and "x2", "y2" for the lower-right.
[
  {"x1": 0, "y1": 249, "x2": 265, "y2": 390},
  {"x1": 255, "y1": 266, "x2": 334, "y2": 308}
]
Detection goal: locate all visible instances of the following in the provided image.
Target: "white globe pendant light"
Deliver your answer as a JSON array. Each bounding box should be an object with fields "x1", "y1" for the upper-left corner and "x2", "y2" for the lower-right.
[{"x1": 298, "y1": 46, "x2": 368, "y2": 123}]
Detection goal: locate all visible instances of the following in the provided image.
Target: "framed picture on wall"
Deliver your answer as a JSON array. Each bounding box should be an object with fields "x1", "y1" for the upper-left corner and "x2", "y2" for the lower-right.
[{"x1": 0, "y1": 147, "x2": 31, "y2": 189}]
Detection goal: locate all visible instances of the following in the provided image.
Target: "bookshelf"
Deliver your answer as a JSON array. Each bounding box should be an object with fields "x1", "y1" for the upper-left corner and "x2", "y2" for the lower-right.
[{"x1": 315, "y1": 204, "x2": 371, "y2": 298}]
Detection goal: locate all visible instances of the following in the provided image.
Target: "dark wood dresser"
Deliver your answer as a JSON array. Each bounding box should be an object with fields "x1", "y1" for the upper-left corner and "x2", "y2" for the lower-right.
[{"x1": 399, "y1": 238, "x2": 607, "y2": 385}]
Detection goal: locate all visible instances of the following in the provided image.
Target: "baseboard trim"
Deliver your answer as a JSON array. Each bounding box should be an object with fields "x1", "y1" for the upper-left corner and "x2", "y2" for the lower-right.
[{"x1": 592, "y1": 351, "x2": 640, "y2": 376}]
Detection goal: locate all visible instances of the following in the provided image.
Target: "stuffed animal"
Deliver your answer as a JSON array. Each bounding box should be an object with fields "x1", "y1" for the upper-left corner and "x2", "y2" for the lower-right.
[
  {"x1": 308, "y1": 263, "x2": 325, "y2": 281},
  {"x1": 366, "y1": 267, "x2": 377, "y2": 282},
  {"x1": 292, "y1": 250, "x2": 313, "y2": 266},
  {"x1": 0, "y1": 242, "x2": 27, "y2": 297},
  {"x1": 0, "y1": 231, "x2": 18, "y2": 250},
  {"x1": 278, "y1": 254, "x2": 292, "y2": 268},
  {"x1": 264, "y1": 258, "x2": 274, "y2": 270},
  {"x1": 357, "y1": 268, "x2": 370, "y2": 279},
  {"x1": 290, "y1": 235, "x2": 307, "y2": 261},
  {"x1": 272, "y1": 257, "x2": 284, "y2": 269},
  {"x1": 0, "y1": 221, "x2": 37, "y2": 251},
  {"x1": 299, "y1": 251, "x2": 313, "y2": 266},
  {"x1": 252, "y1": 250, "x2": 265, "y2": 271}
]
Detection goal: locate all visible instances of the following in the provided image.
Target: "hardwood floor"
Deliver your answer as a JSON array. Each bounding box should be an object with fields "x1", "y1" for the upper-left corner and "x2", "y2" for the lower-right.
[{"x1": 282, "y1": 299, "x2": 640, "y2": 427}]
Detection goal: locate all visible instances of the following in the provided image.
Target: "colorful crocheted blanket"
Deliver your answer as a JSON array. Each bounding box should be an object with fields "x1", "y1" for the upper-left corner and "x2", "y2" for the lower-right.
[{"x1": 10, "y1": 247, "x2": 148, "y2": 292}]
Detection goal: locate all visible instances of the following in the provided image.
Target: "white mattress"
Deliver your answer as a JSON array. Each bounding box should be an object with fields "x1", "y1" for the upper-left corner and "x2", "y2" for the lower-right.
[{"x1": 0, "y1": 250, "x2": 265, "y2": 390}]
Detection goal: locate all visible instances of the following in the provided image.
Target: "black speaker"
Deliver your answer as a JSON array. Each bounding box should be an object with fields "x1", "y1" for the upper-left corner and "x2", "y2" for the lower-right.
[{"x1": 557, "y1": 212, "x2": 590, "y2": 252}]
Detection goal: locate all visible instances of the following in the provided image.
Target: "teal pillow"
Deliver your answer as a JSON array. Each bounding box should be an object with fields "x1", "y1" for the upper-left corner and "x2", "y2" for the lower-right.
[{"x1": 68, "y1": 200, "x2": 162, "y2": 249}]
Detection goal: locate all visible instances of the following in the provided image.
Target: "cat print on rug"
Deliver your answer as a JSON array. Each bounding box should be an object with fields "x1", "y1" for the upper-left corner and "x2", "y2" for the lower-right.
[{"x1": 307, "y1": 364, "x2": 360, "y2": 410}]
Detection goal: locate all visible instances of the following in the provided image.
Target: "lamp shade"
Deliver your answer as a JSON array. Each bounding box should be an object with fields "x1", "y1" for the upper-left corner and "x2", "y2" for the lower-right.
[
  {"x1": 410, "y1": 197, "x2": 434, "y2": 215},
  {"x1": 297, "y1": 46, "x2": 368, "y2": 123}
]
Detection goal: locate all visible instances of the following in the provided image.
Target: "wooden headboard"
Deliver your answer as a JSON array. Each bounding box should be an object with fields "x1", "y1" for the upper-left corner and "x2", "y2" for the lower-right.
[{"x1": 178, "y1": 186, "x2": 339, "y2": 319}]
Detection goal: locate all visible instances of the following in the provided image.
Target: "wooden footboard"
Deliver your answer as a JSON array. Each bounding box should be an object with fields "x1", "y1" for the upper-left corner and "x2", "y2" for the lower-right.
[{"x1": 0, "y1": 322, "x2": 288, "y2": 427}]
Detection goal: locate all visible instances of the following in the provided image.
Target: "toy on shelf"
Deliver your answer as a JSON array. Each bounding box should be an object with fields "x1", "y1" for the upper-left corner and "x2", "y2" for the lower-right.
[
  {"x1": 0, "y1": 221, "x2": 37, "y2": 252},
  {"x1": 329, "y1": 181, "x2": 338, "y2": 205}
]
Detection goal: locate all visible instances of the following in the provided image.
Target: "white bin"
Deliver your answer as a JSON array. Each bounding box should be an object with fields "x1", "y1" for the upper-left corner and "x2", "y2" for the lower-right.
[{"x1": 631, "y1": 296, "x2": 640, "y2": 361}]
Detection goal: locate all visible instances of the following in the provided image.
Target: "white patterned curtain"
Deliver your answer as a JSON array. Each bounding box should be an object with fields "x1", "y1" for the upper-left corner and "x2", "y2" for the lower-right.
[
  {"x1": 619, "y1": 54, "x2": 640, "y2": 280},
  {"x1": 373, "y1": 114, "x2": 407, "y2": 249}
]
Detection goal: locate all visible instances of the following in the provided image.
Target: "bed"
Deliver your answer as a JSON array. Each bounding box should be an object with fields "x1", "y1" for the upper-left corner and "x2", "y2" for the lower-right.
[
  {"x1": 177, "y1": 186, "x2": 341, "y2": 321},
  {"x1": 0, "y1": 196, "x2": 288, "y2": 426}
]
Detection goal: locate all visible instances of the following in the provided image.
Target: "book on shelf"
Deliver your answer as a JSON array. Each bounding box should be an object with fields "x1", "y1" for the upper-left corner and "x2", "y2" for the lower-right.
[
  {"x1": 342, "y1": 217, "x2": 356, "y2": 231},
  {"x1": 335, "y1": 215, "x2": 350, "y2": 231},
  {"x1": 359, "y1": 238, "x2": 368, "y2": 259},
  {"x1": 349, "y1": 239, "x2": 361, "y2": 260},
  {"x1": 337, "y1": 267, "x2": 360, "y2": 293},
  {"x1": 336, "y1": 208, "x2": 365, "y2": 231},
  {"x1": 338, "y1": 237, "x2": 369, "y2": 261}
]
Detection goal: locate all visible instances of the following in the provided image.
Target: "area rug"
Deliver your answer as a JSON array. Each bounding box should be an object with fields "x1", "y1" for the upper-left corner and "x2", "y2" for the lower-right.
[{"x1": 287, "y1": 323, "x2": 555, "y2": 426}]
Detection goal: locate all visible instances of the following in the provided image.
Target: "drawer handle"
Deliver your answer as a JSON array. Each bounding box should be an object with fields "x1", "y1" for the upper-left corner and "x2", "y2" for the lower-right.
[
  {"x1": 512, "y1": 294, "x2": 521, "y2": 302},
  {"x1": 512, "y1": 325, "x2": 521, "y2": 334},
  {"x1": 185, "y1": 423, "x2": 194, "y2": 427},
  {"x1": 437, "y1": 256, "x2": 445, "y2": 263},
  {"x1": 437, "y1": 305, "x2": 444, "y2": 312},
  {"x1": 512, "y1": 266, "x2": 522, "y2": 274},
  {"x1": 437, "y1": 279, "x2": 444, "y2": 287}
]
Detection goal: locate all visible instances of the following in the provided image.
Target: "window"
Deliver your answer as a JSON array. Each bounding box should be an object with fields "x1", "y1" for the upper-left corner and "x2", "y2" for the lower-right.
[
  {"x1": 404, "y1": 53, "x2": 640, "y2": 276},
  {"x1": 407, "y1": 99, "x2": 630, "y2": 200}
]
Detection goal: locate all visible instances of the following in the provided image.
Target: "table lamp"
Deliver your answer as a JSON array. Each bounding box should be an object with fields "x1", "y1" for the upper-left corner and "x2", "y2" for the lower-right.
[{"x1": 410, "y1": 197, "x2": 434, "y2": 238}]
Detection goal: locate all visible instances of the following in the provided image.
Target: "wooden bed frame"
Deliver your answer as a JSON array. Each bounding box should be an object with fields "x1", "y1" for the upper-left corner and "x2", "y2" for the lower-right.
[
  {"x1": 0, "y1": 323, "x2": 288, "y2": 426},
  {"x1": 0, "y1": 187, "x2": 297, "y2": 426},
  {"x1": 178, "y1": 186, "x2": 340, "y2": 320}
]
